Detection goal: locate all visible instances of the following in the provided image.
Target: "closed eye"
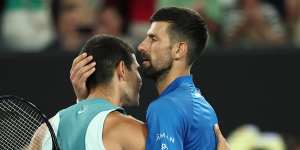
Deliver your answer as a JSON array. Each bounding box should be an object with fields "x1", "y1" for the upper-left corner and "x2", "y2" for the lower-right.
[{"x1": 148, "y1": 34, "x2": 157, "y2": 41}]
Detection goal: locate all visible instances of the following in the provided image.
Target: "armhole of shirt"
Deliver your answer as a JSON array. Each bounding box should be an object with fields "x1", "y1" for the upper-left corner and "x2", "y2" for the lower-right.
[
  {"x1": 85, "y1": 109, "x2": 116, "y2": 150},
  {"x1": 41, "y1": 113, "x2": 60, "y2": 150}
]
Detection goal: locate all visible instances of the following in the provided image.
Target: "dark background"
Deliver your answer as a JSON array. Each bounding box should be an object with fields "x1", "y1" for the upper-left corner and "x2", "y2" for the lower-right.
[{"x1": 1, "y1": 48, "x2": 299, "y2": 137}]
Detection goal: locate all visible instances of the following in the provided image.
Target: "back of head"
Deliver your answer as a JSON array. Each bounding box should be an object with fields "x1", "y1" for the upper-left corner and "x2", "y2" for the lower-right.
[
  {"x1": 150, "y1": 7, "x2": 208, "y2": 65},
  {"x1": 80, "y1": 34, "x2": 134, "y2": 90}
]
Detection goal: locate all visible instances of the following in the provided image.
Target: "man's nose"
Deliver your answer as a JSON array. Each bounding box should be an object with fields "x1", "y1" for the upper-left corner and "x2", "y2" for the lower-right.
[{"x1": 138, "y1": 40, "x2": 146, "y2": 53}]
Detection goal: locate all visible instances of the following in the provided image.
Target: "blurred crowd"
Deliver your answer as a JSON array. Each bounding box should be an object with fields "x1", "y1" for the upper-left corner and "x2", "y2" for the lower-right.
[
  {"x1": 227, "y1": 124, "x2": 300, "y2": 150},
  {"x1": 0, "y1": 0, "x2": 299, "y2": 53}
]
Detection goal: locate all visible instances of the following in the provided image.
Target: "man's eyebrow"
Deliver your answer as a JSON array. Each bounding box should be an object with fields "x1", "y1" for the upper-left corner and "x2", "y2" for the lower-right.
[{"x1": 147, "y1": 33, "x2": 156, "y2": 38}]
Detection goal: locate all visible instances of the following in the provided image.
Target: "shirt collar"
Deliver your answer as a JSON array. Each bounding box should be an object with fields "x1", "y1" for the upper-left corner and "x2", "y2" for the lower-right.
[
  {"x1": 159, "y1": 75, "x2": 193, "y2": 97},
  {"x1": 77, "y1": 98, "x2": 126, "y2": 114}
]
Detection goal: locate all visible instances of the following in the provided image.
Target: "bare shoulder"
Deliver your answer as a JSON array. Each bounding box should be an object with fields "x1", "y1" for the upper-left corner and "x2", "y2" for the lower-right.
[
  {"x1": 103, "y1": 111, "x2": 146, "y2": 150},
  {"x1": 111, "y1": 112, "x2": 144, "y2": 125},
  {"x1": 105, "y1": 111, "x2": 146, "y2": 136}
]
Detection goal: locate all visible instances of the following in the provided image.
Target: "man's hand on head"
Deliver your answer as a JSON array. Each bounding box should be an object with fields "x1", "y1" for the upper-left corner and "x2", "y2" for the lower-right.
[{"x1": 70, "y1": 52, "x2": 96, "y2": 100}]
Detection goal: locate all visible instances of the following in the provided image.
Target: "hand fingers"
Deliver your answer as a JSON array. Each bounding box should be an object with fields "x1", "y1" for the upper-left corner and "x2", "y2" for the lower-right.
[
  {"x1": 79, "y1": 67, "x2": 96, "y2": 84},
  {"x1": 71, "y1": 53, "x2": 87, "y2": 76},
  {"x1": 72, "y1": 53, "x2": 87, "y2": 67},
  {"x1": 77, "y1": 61, "x2": 96, "y2": 81},
  {"x1": 214, "y1": 124, "x2": 224, "y2": 141},
  {"x1": 73, "y1": 56, "x2": 93, "y2": 75},
  {"x1": 214, "y1": 124, "x2": 231, "y2": 150},
  {"x1": 70, "y1": 61, "x2": 96, "y2": 89},
  {"x1": 70, "y1": 55, "x2": 94, "y2": 80}
]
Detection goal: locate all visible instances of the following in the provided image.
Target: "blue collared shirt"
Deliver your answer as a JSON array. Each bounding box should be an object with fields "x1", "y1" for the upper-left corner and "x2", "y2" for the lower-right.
[{"x1": 146, "y1": 76, "x2": 218, "y2": 150}]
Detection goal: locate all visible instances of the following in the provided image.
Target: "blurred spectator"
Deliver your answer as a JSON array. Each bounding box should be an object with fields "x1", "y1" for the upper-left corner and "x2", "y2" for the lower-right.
[
  {"x1": 223, "y1": 0, "x2": 287, "y2": 48},
  {"x1": 228, "y1": 124, "x2": 286, "y2": 150},
  {"x1": 285, "y1": 0, "x2": 300, "y2": 47},
  {"x1": 46, "y1": 0, "x2": 99, "y2": 52},
  {"x1": 94, "y1": 0, "x2": 138, "y2": 46},
  {"x1": 127, "y1": 0, "x2": 155, "y2": 41},
  {"x1": 156, "y1": 0, "x2": 224, "y2": 48},
  {"x1": 265, "y1": 0, "x2": 285, "y2": 19},
  {"x1": 194, "y1": 0, "x2": 223, "y2": 48},
  {"x1": 157, "y1": 0, "x2": 197, "y2": 8},
  {"x1": 96, "y1": 6, "x2": 123, "y2": 36},
  {"x1": 1, "y1": 0, "x2": 54, "y2": 52}
]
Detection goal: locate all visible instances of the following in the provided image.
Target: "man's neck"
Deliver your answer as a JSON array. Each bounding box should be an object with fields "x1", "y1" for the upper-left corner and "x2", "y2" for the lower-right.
[
  {"x1": 87, "y1": 86, "x2": 122, "y2": 106},
  {"x1": 156, "y1": 65, "x2": 191, "y2": 95}
]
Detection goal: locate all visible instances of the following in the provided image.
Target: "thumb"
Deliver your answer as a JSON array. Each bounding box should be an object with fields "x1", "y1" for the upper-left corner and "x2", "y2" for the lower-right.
[{"x1": 214, "y1": 124, "x2": 224, "y2": 140}]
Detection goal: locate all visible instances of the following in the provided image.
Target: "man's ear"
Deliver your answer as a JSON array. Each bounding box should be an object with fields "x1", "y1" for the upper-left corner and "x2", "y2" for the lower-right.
[
  {"x1": 116, "y1": 60, "x2": 126, "y2": 81},
  {"x1": 173, "y1": 42, "x2": 188, "y2": 60}
]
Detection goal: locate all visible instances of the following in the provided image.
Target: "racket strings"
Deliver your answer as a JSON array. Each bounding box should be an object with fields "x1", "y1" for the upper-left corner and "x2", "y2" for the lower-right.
[
  {"x1": 0, "y1": 119, "x2": 33, "y2": 150},
  {"x1": 0, "y1": 100, "x2": 49, "y2": 149},
  {"x1": 0, "y1": 98, "x2": 52, "y2": 150},
  {"x1": 0, "y1": 103, "x2": 45, "y2": 150},
  {"x1": 0, "y1": 101, "x2": 43, "y2": 149},
  {"x1": 0, "y1": 101, "x2": 42, "y2": 137},
  {"x1": 0, "y1": 107, "x2": 40, "y2": 136},
  {"x1": 4, "y1": 100, "x2": 42, "y2": 125},
  {"x1": 0, "y1": 113, "x2": 43, "y2": 148}
]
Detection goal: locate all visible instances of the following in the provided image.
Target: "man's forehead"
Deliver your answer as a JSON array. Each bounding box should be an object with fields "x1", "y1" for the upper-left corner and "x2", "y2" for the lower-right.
[{"x1": 147, "y1": 21, "x2": 170, "y2": 35}]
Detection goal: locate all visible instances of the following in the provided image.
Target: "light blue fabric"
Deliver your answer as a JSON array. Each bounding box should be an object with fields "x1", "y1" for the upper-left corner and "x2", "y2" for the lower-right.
[{"x1": 57, "y1": 98, "x2": 125, "y2": 150}]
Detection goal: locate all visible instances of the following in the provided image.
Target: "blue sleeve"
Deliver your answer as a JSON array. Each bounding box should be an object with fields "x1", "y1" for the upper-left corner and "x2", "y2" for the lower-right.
[{"x1": 146, "y1": 101, "x2": 184, "y2": 150}]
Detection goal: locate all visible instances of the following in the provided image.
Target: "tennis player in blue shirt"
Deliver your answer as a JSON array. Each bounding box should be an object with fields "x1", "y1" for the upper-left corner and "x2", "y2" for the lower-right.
[
  {"x1": 137, "y1": 7, "x2": 218, "y2": 150},
  {"x1": 70, "y1": 7, "x2": 229, "y2": 150}
]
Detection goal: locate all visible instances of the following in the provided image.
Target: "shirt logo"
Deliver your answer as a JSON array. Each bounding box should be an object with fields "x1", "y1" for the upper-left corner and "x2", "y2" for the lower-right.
[
  {"x1": 156, "y1": 132, "x2": 175, "y2": 143},
  {"x1": 77, "y1": 106, "x2": 85, "y2": 114},
  {"x1": 161, "y1": 143, "x2": 168, "y2": 150}
]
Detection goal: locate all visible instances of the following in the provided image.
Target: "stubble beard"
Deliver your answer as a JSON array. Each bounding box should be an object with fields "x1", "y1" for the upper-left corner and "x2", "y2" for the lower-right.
[{"x1": 142, "y1": 61, "x2": 172, "y2": 83}]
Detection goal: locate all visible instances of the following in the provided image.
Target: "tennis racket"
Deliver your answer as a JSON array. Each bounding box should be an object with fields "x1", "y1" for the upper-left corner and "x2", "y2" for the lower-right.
[{"x1": 0, "y1": 95, "x2": 60, "y2": 150}]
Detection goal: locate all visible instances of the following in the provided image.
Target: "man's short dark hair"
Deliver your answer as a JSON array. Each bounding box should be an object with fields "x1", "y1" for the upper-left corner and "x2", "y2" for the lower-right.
[
  {"x1": 80, "y1": 34, "x2": 135, "y2": 89},
  {"x1": 150, "y1": 7, "x2": 208, "y2": 65}
]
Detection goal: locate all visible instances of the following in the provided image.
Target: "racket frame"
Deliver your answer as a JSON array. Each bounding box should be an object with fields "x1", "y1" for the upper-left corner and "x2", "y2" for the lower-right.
[{"x1": 0, "y1": 95, "x2": 60, "y2": 150}]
